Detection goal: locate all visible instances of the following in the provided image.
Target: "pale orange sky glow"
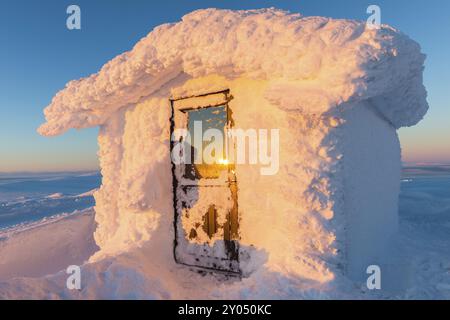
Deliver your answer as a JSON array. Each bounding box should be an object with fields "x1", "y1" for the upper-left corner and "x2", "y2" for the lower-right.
[{"x1": 399, "y1": 117, "x2": 450, "y2": 164}]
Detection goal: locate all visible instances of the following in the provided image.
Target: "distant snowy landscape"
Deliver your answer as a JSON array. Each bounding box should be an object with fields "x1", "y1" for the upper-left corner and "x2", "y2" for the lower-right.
[
  {"x1": 0, "y1": 165, "x2": 448, "y2": 299},
  {"x1": 0, "y1": 172, "x2": 100, "y2": 229}
]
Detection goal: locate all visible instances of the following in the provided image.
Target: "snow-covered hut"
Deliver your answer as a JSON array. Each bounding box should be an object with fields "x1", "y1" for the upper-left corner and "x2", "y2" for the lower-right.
[{"x1": 38, "y1": 9, "x2": 428, "y2": 283}]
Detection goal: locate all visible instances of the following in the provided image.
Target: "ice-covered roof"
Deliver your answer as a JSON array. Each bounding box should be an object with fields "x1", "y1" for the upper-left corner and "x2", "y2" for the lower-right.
[{"x1": 38, "y1": 8, "x2": 428, "y2": 136}]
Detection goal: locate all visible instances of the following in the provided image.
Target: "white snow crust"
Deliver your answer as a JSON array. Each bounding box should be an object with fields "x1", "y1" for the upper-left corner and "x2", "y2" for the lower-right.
[
  {"x1": 38, "y1": 8, "x2": 428, "y2": 136},
  {"x1": 33, "y1": 8, "x2": 430, "y2": 295}
]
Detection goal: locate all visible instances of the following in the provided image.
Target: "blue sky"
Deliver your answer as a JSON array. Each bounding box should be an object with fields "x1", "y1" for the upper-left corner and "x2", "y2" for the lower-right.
[{"x1": 1, "y1": 0, "x2": 449, "y2": 172}]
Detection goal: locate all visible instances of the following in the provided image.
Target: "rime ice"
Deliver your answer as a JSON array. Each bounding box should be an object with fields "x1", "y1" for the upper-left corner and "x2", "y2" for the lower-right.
[{"x1": 37, "y1": 8, "x2": 428, "y2": 295}]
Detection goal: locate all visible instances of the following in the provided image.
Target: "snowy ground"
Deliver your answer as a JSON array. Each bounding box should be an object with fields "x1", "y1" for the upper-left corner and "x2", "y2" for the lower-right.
[
  {"x1": 0, "y1": 209, "x2": 98, "y2": 281},
  {"x1": 397, "y1": 166, "x2": 450, "y2": 299},
  {"x1": 0, "y1": 167, "x2": 448, "y2": 299}
]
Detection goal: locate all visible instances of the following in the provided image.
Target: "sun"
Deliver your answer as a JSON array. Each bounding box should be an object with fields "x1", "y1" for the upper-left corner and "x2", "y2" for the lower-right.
[{"x1": 217, "y1": 158, "x2": 229, "y2": 165}]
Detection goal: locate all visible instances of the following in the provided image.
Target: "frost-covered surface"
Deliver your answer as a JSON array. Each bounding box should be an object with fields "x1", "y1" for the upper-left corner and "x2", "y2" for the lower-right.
[
  {"x1": 86, "y1": 75, "x2": 347, "y2": 284},
  {"x1": 38, "y1": 8, "x2": 427, "y2": 136},
  {"x1": 341, "y1": 102, "x2": 402, "y2": 284},
  {"x1": 33, "y1": 8, "x2": 431, "y2": 297}
]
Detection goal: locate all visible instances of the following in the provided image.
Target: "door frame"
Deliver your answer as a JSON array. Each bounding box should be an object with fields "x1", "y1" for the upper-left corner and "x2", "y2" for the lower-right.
[{"x1": 169, "y1": 89, "x2": 240, "y2": 274}]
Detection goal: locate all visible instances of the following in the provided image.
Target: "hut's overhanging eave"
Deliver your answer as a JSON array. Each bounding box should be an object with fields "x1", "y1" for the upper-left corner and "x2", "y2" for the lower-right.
[{"x1": 38, "y1": 8, "x2": 428, "y2": 136}]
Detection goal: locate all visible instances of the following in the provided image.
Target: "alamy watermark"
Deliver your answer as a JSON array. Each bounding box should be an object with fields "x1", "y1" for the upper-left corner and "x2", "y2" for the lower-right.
[
  {"x1": 66, "y1": 265, "x2": 81, "y2": 290},
  {"x1": 366, "y1": 264, "x2": 381, "y2": 290},
  {"x1": 366, "y1": 5, "x2": 381, "y2": 29},
  {"x1": 171, "y1": 122, "x2": 280, "y2": 176},
  {"x1": 66, "y1": 5, "x2": 81, "y2": 30},
  {"x1": 64, "y1": 5, "x2": 381, "y2": 31}
]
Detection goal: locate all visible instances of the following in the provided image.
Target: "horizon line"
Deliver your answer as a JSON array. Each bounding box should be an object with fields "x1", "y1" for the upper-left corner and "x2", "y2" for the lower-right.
[{"x1": 2, "y1": 162, "x2": 450, "y2": 175}]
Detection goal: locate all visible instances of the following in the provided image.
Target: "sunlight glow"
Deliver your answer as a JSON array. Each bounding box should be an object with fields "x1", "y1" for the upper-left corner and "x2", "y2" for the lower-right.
[{"x1": 217, "y1": 158, "x2": 229, "y2": 165}]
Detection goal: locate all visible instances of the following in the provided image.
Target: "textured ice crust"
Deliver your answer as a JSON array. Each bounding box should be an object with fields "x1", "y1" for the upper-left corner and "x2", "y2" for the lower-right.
[
  {"x1": 38, "y1": 8, "x2": 428, "y2": 136},
  {"x1": 34, "y1": 8, "x2": 429, "y2": 291}
]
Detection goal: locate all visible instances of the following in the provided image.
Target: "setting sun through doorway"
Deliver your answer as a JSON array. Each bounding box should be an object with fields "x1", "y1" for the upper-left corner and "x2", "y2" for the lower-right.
[{"x1": 170, "y1": 90, "x2": 240, "y2": 274}]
